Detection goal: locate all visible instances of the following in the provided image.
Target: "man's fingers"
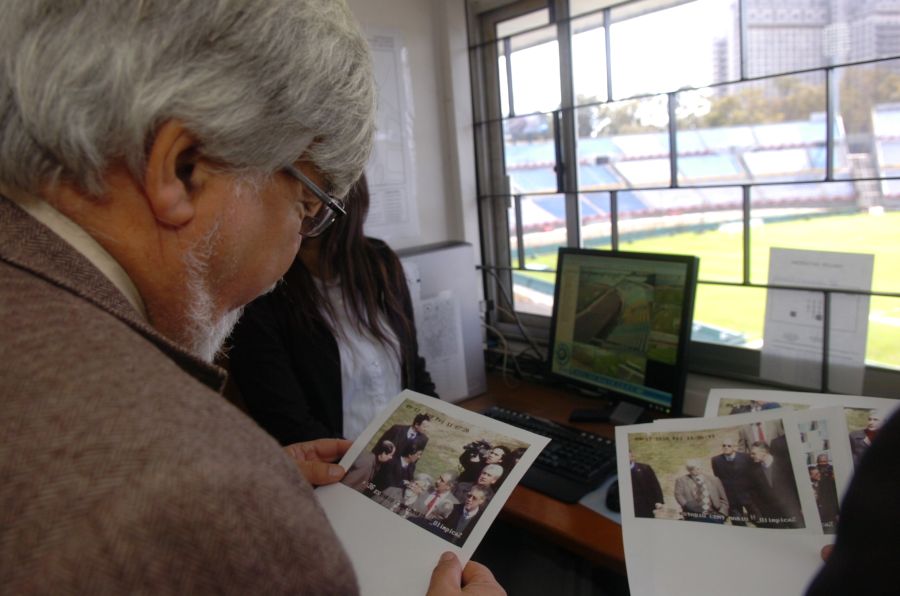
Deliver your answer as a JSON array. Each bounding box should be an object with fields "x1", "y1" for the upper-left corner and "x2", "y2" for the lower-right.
[
  {"x1": 461, "y1": 560, "x2": 504, "y2": 592},
  {"x1": 301, "y1": 438, "x2": 353, "y2": 462},
  {"x1": 284, "y1": 438, "x2": 352, "y2": 463},
  {"x1": 427, "y1": 552, "x2": 463, "y2": 595},
  {"x1": 296, "y1": 460, "x2": 346, "y2": 486}
]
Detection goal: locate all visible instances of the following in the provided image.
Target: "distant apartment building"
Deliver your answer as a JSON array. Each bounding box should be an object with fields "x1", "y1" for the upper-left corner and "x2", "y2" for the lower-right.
[{"x1": 714, "y1": 0, "x2": 900, "y2": 84}]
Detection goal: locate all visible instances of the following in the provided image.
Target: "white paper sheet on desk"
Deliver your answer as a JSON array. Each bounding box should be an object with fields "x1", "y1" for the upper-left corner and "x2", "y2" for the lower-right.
[
  {"x1": 315, "y1": 390, "x2": 549, "y2": 596},
  {"x1": 615, "y1": 408, "x2": 850, "y2": 596}
]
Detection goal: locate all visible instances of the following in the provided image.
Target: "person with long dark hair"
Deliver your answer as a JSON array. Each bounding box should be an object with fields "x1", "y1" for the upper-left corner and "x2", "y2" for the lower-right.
[{"x1": 227, "y1": 174, "x2": 437, "y2": 444}]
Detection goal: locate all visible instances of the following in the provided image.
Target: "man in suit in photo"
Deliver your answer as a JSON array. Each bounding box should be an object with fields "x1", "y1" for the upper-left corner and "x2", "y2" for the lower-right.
[
  {"x1": 849, "y1": 409, "x2": 885, "y2": 467},
  {"x1": 342, "y1": 440, "x2": 396, "y2": 493},
  {"x1": 674, "y1": 459, "x2": 729, "y2": 523},
  {"x1": 808, "y1": 465, "x2": 839, "y2": 531},
  {"x1": 711, "y1": 436, "x2": 756, "y2": 525},
  {"x1": 629, "y1": 451, "x2": 664, "y2": 518},
  {"x1": 377, "y1": 413, "x2": 432, "y2": 455},
  {"x1": 414, "y1": 471, "x2": 461, "y2": 521},
  {"x1": 455, "y1": 463, "x2": 504, "y2": 504},
  {"x1": 445, "y1": 485, "x2": 490, "y2": 546},
  {"x1": 738, "y1": 419, "x2": 785, "y2": 453},
  {"x1": 749, "y1": 441, "x2": 804, "y2": 528},
  {"x1": 371, "y1": 438, "x2": 426, "y2": 493}
]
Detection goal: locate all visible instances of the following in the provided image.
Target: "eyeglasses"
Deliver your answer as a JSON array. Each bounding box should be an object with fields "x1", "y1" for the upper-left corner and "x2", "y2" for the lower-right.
[{"x1": 283, "y1": 164, "x2": 347, "y2": 237}]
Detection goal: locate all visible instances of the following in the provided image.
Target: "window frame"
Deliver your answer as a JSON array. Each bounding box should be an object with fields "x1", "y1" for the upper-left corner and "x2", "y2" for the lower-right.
[{"x1": 467, "y1": 0, "x2": 900, "y2": 398}]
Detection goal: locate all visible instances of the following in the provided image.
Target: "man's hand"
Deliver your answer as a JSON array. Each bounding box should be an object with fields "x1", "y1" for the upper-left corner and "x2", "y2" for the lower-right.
[
  {"x1": 427, "y1": 552, "x2": 506, "y2": 596},
  {"x1": 283, "y1": 438, "x2": 352, "y2": 486}
]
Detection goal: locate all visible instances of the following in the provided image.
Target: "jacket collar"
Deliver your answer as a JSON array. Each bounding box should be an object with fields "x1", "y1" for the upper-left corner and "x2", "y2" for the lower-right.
[{"x1": 0, "y1": 194, "x2": 226, "y2": 392}]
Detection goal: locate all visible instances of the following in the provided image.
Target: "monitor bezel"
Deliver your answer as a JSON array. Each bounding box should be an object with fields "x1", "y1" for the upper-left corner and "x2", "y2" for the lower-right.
[{"x1": 546, "y1": 247, "x2": 699, "y2": 419}]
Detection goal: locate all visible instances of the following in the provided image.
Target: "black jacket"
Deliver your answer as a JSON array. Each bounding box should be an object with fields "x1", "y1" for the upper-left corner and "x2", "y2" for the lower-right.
[{"x1": 227, "y1": 239, "x2": 437, "y2": 444}]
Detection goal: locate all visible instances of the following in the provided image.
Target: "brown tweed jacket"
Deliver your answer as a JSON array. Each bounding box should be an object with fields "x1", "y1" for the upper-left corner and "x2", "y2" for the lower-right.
[{"x1": 0, "y1": 196, "x2": 358, "y2": 594}]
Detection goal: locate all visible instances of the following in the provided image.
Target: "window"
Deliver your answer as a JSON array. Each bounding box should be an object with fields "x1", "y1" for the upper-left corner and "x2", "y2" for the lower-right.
[{"x1": 468, "y1": 0, "x2": 900, "y2": 395}]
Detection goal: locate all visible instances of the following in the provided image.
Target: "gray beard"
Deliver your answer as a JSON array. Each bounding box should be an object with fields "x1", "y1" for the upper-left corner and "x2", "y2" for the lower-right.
[{"x1": 181, "y1": 221, "x2": 242, "y2": 363}]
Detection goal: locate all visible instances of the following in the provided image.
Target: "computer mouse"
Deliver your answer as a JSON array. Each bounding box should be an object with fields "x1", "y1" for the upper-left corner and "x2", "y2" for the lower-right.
[{"x1": 605, "y1": 479, "x2": 620, "y2": 513}]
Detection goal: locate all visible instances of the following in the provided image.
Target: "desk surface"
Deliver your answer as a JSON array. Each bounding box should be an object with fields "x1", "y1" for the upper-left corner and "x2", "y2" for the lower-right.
[{"x1": 459, "y1": 371, "x2": 627, "y2": 574}]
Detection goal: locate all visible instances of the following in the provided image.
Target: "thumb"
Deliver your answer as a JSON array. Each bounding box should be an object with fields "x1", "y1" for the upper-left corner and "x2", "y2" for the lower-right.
[
  {"x1": 297, "y1": 460, "x2": 345, "y2": 486},
  {"x1": 428, "y1": 552, "x2": 463, "y2": 594}
]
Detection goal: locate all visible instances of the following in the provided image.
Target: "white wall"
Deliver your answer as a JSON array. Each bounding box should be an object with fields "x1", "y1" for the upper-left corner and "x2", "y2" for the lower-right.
[{"x1": 347, "y1": 0, "x2": 478, "y2": 255}]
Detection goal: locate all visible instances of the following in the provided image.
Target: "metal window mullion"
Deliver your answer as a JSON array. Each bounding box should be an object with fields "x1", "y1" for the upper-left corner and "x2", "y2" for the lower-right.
[
  {"x1": 604, "y1": 7, "x2": 613, "y2": 100},
  {"x1": 668, "y1": 92, "x2": 678, "y2": 188},
  {"x1": 503, "y1": 37, "x2": 515, "y2": 117},
  {"x1": 742, "y1": 185, "x2": 751, "y2": 284},
  {"x1": 825, "y1": 67, "x2": 835, "y2": 181},
  {"x1": 738, "y1": 0, "x2": 746, "y2": 81},
  {"x1": 610, "y1": 189, "x2": 619, "y2": 250},
  {"x1": 514, "y1": 194, "x2": 526, "y2": 269},
  {"x1": 821, "y1": 290, "x2": 831, "y2": 392},
  {"x1": 555, "y1": 3, "x2": 580, "y2": 248}
]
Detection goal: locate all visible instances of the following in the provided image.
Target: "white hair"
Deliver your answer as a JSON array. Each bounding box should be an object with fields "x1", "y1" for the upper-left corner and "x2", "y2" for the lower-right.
[
  {"x1": 482, "y1": 464, "x2": 504, "y2": 478},
  {"x1": 179, "y1": 216, "x2": 246, "y2": 362},
  {"x1": 0, "y1": 0, "x2": 375, "y2": 198}
]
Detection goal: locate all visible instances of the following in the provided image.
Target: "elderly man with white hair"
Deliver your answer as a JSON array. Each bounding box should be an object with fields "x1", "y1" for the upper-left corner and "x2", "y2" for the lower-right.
[
  {"x1": 0, "y1": 1, "x2": 502, "y2": 594},
  {"x1": 674, "y1": 459, "x2": 729, "y2": 523}
]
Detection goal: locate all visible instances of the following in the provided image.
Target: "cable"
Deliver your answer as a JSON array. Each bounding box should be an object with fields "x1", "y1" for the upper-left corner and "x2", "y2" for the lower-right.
[
  {"x1": 481, "y1": 321, "x2": 521, "y2": 388},
  {"x1": 482, "y1": 267, "x2": 546, "y2": 360}
]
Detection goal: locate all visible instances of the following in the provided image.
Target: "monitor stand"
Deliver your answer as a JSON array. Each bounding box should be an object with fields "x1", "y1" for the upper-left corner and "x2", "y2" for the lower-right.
[{"x1": 569, "y1": 401, "x2": 645, "y2": 425}]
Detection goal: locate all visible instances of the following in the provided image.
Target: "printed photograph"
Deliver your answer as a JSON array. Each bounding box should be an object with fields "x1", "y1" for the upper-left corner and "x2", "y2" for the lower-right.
[
  {"x1": 714, "y1": 397, "x2": 810, "y2": 417},
  {"x1": 796, "y1": 418, "x2": 838, "y2": 534},
  {"x1": 627, "y1": 421, "x2": 805, "y2": 529},
  {"x1": 845, "y1": 407, "x2": 887, "y2": 468},
  {"x1": 341, "y1": 398, "x2": 530, "y2": 547}
]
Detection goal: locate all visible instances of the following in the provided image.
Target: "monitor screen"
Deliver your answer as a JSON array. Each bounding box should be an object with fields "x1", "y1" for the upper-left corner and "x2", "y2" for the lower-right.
[{"x1": 547, "y1": 248, "x2": 699, "y2": 417}]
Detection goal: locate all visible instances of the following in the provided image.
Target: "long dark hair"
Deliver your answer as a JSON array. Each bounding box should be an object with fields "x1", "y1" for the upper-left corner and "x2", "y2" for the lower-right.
[{"x1": 282, "y1": 174, "x2": 414, "y2": 359}]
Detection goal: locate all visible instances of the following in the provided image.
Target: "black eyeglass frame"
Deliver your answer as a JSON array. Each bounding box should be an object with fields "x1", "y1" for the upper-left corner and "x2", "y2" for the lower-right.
[{"x1": 283, "y1": 164, "x2": 347, "y2": 236}]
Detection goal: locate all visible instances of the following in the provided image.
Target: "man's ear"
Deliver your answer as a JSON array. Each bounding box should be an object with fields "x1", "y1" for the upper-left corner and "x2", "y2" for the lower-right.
[{"x1": 144, "y1": 120, "x2": 199, "y2": 227}]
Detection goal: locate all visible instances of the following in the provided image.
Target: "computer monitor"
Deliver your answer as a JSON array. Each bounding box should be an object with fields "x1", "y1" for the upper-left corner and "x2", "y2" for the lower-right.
[{"x1": 547, "y1": 248, "x2": 699, "y2": 422}]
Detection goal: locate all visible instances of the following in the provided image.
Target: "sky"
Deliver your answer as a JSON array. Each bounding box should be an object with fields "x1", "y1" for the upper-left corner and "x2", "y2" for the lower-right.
[{"x1": 500, "y1": 0, "x2": 736, "y2": 120}]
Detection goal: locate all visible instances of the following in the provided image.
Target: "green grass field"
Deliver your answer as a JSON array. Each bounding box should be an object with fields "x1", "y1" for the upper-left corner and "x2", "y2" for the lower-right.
[{"x1": 516, "y1": 211, "x2": 900, "y2": 368}]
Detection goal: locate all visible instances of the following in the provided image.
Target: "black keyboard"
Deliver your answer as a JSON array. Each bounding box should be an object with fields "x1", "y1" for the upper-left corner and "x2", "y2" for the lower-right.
[{"x1": 482, "y1": 406, "x2": 617, "y2": 504}]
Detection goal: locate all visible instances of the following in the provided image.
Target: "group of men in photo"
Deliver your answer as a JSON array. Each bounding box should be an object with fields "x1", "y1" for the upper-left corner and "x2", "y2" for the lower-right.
[
  {"x1": 631, "y1": 425, "x2": 804, "y2": 528},
  {"x1": 342, "y1": 413, "x2": 520, "y2": 546}
]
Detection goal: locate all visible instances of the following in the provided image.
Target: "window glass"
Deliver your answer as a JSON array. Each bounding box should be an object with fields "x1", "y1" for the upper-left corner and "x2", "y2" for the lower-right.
[
  {"x1": 570, "y1": 0, "x2": 617, "y2": 18},
  {"x1": 833, "y1": 59, "x2": 900, "y2": 182},
  {"x1": 571, "y1": 12, "x2": 608, "y2": 105},
  {"x1": 575, "y1": 96, "x2": 671, "y2": 190},
  {"x1": 868, "y1": 295, "x2": 900, "y2": 369},
  {"x1": 617, "y1": 187, "x2": 744, "y2": 283},
  {"x1": 498, "y1": 52, "x2": 510, "y2": 117},
  {"x1": 742, "y1": 0, "x2": 898, "y2": 79},
  {"x1": 502, "y1": 25, "x2": 561, "y2": 115},
  {"x1": 475, "y1": 0, "x2": 900, "y2": 374},
  {"x1": 676, "y1": 74, "x2": 827, "y2": 186},
  {"x1": 609, "y1": 0, "x2": 738, "y2": 99},
  {"x1": 496, "y1": 8, "x2": 550, "y2": 40},
  {"x1": 579, "y1": 191, "x2": 612, "y2": 250},
  {"x1": 509, "y1": 193, "x2": 566, "y2": 316},
  {"x1": 504, "y1": 115, "x2": 557, "y2": 194},
  {"x1": 691, "y1": 285, "x2": 767, "y2": 349},
  {"x1": 749, "y1": 182, "x2": 899, "y2": 291}
]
